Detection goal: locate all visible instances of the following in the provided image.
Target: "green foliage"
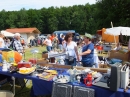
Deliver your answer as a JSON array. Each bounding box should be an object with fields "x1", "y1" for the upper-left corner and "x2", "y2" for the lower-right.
[{"x1": 0, "y1": 0, "x2": 130, "y2": 35}]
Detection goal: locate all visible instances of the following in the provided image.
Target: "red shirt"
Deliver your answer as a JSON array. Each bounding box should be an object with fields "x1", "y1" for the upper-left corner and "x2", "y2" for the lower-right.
[{"x1": 50, "y1": 36, "x2": 55, "y2": 42}]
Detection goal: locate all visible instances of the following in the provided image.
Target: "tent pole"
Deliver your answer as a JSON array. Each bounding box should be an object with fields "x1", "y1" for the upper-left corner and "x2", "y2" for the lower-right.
[{"x1": 111, "y1": 21, "x2": 116, "y2": 45}]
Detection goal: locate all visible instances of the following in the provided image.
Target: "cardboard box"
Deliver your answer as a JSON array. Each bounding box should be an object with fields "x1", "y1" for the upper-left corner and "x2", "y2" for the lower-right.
[
  {"x1": 38, "y1": 63, "x2": 108, "y2": 73},
  {"x1": 42, "y1": 53, "x2": 48, "y2": 59},
  {"x1": 109, "y1": 50, "x2": 130, "y2": 61},
  {"x1": 37, "y1": 58, "x2": 48, "y2": 64},
  {"x1": 99, "y1": 64, "x2": 109, "y2": 68}
]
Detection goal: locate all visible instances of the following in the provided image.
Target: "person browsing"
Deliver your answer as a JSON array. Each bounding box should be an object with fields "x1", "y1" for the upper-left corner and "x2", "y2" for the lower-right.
[
  {"x1": 79, "y1": 33, "x2": 94, "y2": 67},
  {"x1": 63, "y1": 33, "x2": 79, "y2": 66},
  {"x1": 43, "y1": 34, "x2": 52, "y2": 52},
  {"x1": 12, "y1": 33, "x2": 24, "y2": 55},
  {"x1": 58, "y1": 34, "x2": 64, "y2": 50}
]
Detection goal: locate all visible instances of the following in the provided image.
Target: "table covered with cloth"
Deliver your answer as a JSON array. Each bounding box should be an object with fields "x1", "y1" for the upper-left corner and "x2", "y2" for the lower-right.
[
  {"x1": 32, "y1": 69, "x2": 130, "y2": 97},
  {"x1": 0, "y1": 66, "x2": 130, "y2": 97},
  {"x1": 0, "y1": 66, "x2": 53, "y2": 96}
]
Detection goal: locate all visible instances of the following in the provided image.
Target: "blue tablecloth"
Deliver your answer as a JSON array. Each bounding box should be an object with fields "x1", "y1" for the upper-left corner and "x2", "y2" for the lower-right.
[
  {"x1": 0, "y1": 66, "x2": 130, "y2": 97},
  {"x1": 0, "y1": 66, "x2": 53, "y2": 96}
]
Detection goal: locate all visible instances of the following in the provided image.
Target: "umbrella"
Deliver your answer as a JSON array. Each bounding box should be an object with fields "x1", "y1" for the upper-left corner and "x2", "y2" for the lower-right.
[
  {"x1": 1, "y1": 30, "x2": 14, "y2": 37},
  {"x1": 105, "y1": 27, "x2": 130, "y2": 36}
]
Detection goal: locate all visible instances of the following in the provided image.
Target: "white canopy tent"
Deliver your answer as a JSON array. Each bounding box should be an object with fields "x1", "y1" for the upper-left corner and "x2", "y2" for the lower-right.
[
  {"x1": 105, "y1": 27, "x2": 130, "y2": 36},
  {"x1": 105, "y1": 26, "x2": 130, "y2": 44},
  {"x1": 1, "y1": 30, "x2": 14, "y2": 37}
]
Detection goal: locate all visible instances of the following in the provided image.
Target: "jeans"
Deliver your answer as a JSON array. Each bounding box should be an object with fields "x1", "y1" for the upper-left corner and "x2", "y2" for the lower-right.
[
  {"x1": 65, "y1": 58, "x2": 76, "y2": 66},
  {"x1": 58, "y1": 44, "x2": 63, "y2": 50},
  {"x1": 46, "y1": 46, "x2": 52, "y2": 52}
]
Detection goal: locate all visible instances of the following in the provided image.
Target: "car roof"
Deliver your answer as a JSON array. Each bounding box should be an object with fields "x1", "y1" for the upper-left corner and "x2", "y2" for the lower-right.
[{"x1": 54, "y1": 30, "x2": 75, "y2": 34}]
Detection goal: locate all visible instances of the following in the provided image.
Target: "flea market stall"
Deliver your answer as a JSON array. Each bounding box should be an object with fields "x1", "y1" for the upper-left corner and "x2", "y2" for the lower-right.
[{"x1": 0, "y1": 49, "x2": 130, "y2": 97}]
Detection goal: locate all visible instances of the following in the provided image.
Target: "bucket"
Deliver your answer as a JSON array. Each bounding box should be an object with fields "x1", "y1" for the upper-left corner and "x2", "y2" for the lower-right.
[
  {"x1": 0, "y1": 90, "x2": 14, "y2": 97},
  {"x1": 49, "y1": 57, "x2": 55, "y2": 63}
]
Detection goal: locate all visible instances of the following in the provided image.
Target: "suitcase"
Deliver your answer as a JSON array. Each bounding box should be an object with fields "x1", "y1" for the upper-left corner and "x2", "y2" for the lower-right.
[
  {"x1": 73, "y1": 86, "x2": 95, "y2": 97},
  {"x1": 52, "y1": 82, "x2": 72, "y2": 97}
]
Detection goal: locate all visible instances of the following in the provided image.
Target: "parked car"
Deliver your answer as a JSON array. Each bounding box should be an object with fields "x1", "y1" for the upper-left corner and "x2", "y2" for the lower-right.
[{"x1": 53, "y1": 30, "x2": 80, "y2": 42}]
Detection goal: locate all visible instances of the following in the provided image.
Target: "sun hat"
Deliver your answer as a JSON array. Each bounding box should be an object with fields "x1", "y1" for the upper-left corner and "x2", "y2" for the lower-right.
[{"x1": 84, "y1": 33, "x2": 92, "y2": 39}]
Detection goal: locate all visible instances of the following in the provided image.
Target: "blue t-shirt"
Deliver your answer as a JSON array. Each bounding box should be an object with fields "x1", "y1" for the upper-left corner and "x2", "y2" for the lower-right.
[
  {"x1": 0, "y1": 54, "x2": 2, "y2": 63},
  {"x1": 58, "y1": 38, "x2": 63, "y2": 44},
  {"x1": 82, "y1": 43, "x2": 94, "y2": 66}
]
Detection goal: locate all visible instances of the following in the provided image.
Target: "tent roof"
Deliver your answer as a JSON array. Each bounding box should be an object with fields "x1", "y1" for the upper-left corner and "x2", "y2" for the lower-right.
[
  {"x1": 1, "y1": 31, "x2": 14, "y2": 37},
  {"x1": 6, "y1": 28, "x2": 41, "y2": 34}
]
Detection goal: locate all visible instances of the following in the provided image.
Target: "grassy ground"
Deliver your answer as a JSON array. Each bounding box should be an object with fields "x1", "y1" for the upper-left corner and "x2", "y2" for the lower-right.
[{"x1": 24, "y1": 46, "x2": 46, "y2": 61}]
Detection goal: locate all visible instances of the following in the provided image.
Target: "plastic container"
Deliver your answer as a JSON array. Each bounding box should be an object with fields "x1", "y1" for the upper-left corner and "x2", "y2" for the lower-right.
[
  {"x1": 17, "y1": 62, "x2": 32, "y2": 68},
  {"x1": 28, "y1": 59, "x2": 37, "y2": 64}
]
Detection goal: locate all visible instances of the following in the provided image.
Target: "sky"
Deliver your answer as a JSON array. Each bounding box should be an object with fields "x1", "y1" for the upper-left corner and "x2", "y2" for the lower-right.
[{"x1": 0, "y1": 0, "x2": 96, "y2": 11}]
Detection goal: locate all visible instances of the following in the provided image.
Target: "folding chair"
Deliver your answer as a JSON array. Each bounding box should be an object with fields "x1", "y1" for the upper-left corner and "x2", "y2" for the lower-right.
[{"x1": 0, "y1": 75, "x2": 15, "y2": 96}]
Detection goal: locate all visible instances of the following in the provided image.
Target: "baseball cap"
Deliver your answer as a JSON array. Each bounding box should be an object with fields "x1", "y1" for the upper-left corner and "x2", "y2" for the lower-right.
[{"x1": 84, "y1": 33, "x2": 92, "y2": 39}]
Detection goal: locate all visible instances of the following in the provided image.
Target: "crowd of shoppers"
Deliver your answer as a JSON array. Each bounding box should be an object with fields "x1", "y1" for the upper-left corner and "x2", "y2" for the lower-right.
[{"x1": 43, "y1": 32, "x2": 95, "y2": 67}]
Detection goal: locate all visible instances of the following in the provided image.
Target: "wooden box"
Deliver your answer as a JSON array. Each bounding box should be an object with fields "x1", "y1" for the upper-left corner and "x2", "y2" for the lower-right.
[
  {"x1": 37, "y1": 58, "x2": 48, "y2": 64},
  {"x1": 42, "y1": 53, "x2": 48, "y2": 59},
  {"x1": 109, "y1": 50, "x2": 130, "y2": 61}
]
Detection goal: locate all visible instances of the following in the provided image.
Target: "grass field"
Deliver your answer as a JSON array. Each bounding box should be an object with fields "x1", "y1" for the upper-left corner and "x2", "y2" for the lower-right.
[{"x1": 24, "y1": 46, "x2": 46, "y2": 61}]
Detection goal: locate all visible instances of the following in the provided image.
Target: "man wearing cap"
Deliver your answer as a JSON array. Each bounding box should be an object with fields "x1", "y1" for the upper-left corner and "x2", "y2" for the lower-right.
[
  {"x1": 12, "y1": 33, "x2": 24, "y2": 55},
  {"x1": 79, "y1": 33, "x2": 94, "y2": 67}
]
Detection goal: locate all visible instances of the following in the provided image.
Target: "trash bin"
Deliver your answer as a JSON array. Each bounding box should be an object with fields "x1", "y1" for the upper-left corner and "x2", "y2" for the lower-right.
[{"x1": 0, "y1": 90, "x2": 14, "y2": 97}]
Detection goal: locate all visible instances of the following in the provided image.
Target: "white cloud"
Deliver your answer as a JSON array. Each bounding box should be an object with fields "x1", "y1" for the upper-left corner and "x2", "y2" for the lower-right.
[{"x1": 0, "y1": 0, "x2": 96, "y2": 11}]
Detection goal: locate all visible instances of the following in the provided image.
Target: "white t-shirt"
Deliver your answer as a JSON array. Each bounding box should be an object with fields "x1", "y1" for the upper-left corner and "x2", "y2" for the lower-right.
[
  {"x1": 45, "y1": 39, "x2": 52, "y2": 46},
  {"x1": 63, "y1": 41, "x2": 77, "y2": 59},
  {"x1": 0, "y1": 38, "x2": 5, "y2": 48}
]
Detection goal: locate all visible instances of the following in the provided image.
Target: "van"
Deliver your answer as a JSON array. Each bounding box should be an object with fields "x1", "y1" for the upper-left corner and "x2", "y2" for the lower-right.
[{"x1": 53, "y1": 30, "x2": 80, "y2": 42}]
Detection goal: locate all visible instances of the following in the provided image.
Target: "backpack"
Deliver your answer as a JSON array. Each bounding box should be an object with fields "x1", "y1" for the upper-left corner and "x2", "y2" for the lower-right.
[{"x1": 9, "y1": 40, "x2": 15, "y2": 50}]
